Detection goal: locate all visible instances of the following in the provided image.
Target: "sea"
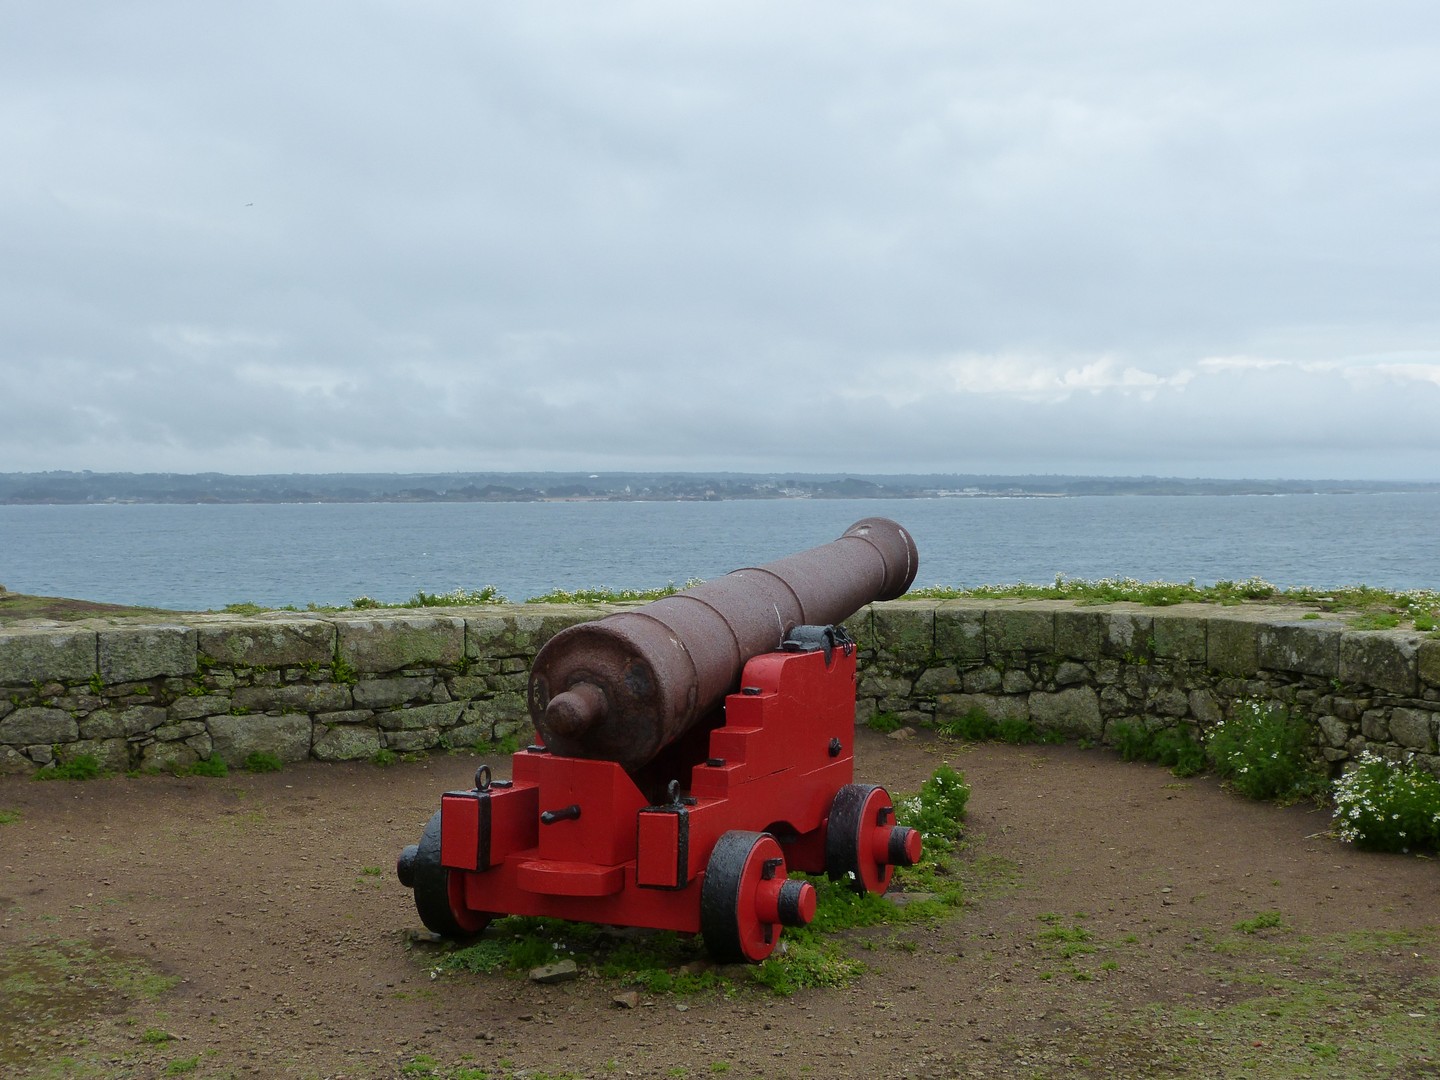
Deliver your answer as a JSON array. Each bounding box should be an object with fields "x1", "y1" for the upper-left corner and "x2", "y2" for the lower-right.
[{"x1": 0, "y1": 493, "x2": 1435, "y2": 611}]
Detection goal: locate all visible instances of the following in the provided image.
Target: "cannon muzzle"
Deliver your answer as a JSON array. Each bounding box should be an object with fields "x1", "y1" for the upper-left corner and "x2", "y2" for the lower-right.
[{"x1": 526, "y1": 517, "x2": 918, "y2": 773}]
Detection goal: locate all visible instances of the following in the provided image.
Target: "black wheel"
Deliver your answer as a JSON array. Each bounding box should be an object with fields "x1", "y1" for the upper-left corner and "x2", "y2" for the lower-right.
[
  {"x1": 701, "y1": 831, "x2": 815, "y2": 964},
  {"x1": 825, "y1": 783, "x2": 919, "y2": 895},
  {"x1": 408, "y1": 810, "x2": 490, "y2": 939}
]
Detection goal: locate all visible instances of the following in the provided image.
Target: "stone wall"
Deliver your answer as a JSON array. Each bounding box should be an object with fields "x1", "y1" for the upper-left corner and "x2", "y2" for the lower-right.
[
  {"x1": 0, "y1": 606, "x2": 599, "y2": 774},
  {"x1": 852, "y1": 600, "x2": 1440, "y2": 777},
  {"x1": 2, "y1": 600, "x2": 1437, "y2": 776}
]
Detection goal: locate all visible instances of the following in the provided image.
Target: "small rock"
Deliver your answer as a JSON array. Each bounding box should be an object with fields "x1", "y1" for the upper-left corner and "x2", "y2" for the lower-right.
[
  {"x1": 611, "y1": 991, "x2": 640, "y2": 1009},
  {"x1": 528, "y1": 959, "x2": 579, "y2": 984},
  {"x1": 887, "y1": 726, "x2": 918, "y2": 741},
  {"x1": 406, "y1": 929, "x2": 444, "y2": 946}
]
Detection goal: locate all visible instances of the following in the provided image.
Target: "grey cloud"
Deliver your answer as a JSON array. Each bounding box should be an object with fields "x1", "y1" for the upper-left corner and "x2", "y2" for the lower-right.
[{"x1": 2, "y1": 1, "x2": 1438, "y2": 478}]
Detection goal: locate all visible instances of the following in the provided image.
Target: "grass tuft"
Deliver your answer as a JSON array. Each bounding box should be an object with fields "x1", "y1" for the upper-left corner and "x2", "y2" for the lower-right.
[{"x1": 35, "y1": 754, "x2": 103, "y2": 781}]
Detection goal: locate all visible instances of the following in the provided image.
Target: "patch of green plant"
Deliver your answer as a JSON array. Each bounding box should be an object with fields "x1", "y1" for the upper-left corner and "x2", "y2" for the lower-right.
[
  {"x1": 348, "y1": 586, "x2": 510, "y2": 610},
  {"x1": 371, "y1": 748, "x2": 399, "y2": 767},
  {"x1": 894, "y1": 762, "x2": 971, "y2": 844},
  {"x1": 399, "y1": 1053, "x2": 519, "y2": 1079},
  {"x1": 88, "y1": 672, "x2": 106, "y2": 695},
  {"x1": 1332, "y1": 751, "x2": 1440, "y2": 853},
  {"x1": 35, "y1": 753, "x2": 103, "y2": 781},
  {"x1": 935, "y1": 706, "x2": 998, "y2": 741},
  {"x1": 330, "y1": 657, "x2": 357, "y2": 685},
  {"x1": 0, "y1": 809, "x2": 20, "y2": 825},
  {"x1": 865, "y1": 711, "x2": 903, "y2": 734},
  {"x1": 1109, "y1": 721, "x2": 1206, "y2": 777},
  {"x1": 751, "y1": 937, "x2": 863, "y2": 994},
  {"x1": 0, "y1": 938, "x2": 180, "y2": 1056},
  {"x1": 436, "y1": 918, "x2": 575, "y2": 976},
  {"x1": 183, "y1": 756, "x2": 229, "y2": 778},
  {"x1": 141, "y1": 1027, "x2": 175, "y2": 1044},
  {"x1": 934, "y1": 706, "x2": 1060, "y2": 746},
  {"x1": 1036, "y1": 919, "x2": 1095, "y2": 960},
  {"x1": 164, "y1": 1056, "x2": 200, "y2": 1075},
  {"x1": 220, "y1": 602, "x2": 267, "y2": 616},
  {"x1": 995, "y1": 716, "x2": 1040, "y2": 743},
  {"x1": 905, "y1": 578, "x2": 1440, "y2": 629},
  {"x1": 1350, "y1": 611, "x2": 1402, "y2": 630},
  {"x1": 802, "y1": 876, "x2": 904, "y2": 935},
  {"x1": 1151, "y1": 727, "x2": 1206, "y2": 776},
  {"x1": 410, "y1": 586, "x2": 508, "y2": 607},
  {"x1": 242, "y1": 751, "x2": 283, "y2": 773},
  {"x1": 1206, "y1": 699, "x2": 1327, "y2": 803},
  {"x1": 1233, "y1": 910, "x2": 1287, "y2": 934},
  {"x1": 489, "y1": 732, "x2": 523, "y2": 756},
  {"x1": 1110, "y1": 721, "x2": 1153, "y2": 762},
  {"x1": 908, "y1": 574, "x2": 1271, "y2": 606},
  {"x1": 525, "y1": 580, "x2": 703, "y2": 604},
  {"x1": 1135, "y1": 926, "x2": 1440, "y2": 1078}
]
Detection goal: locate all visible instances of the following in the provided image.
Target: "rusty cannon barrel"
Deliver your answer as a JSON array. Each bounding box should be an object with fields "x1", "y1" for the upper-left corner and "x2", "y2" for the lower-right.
[{"x1": 526, "y1": 517, "x2": 918, "y2": 773}]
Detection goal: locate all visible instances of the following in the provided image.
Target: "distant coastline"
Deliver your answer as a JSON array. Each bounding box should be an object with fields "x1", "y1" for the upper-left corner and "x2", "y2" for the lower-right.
[{"x1": 1, "y1": 470, "x2": 1437, "y2": 506}]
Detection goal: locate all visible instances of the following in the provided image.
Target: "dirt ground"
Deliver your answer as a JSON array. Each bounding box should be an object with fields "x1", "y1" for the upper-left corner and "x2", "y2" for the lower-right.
[{"x1": 2, "y1": 730, "x2": 1436, "y2": 1080}]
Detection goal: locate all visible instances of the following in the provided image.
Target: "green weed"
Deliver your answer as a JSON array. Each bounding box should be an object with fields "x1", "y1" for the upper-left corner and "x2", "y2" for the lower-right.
[
  {"x1": 1109, "y1": 721, "x2": 1205, "y2": 778},
  {"x1": 1333, "y1": 751, "x2": 1440, "y2": 853},
  {"x1": 1207, "y1": 699, "x2": 1326, "y2": 803},
  {"x1": 893, "y1": 763, "x2": 971, "y2": 845},
  {"x1": 242, "y1": 751, "x2": 283, "y2": 773},
  {"x1": 1036, "y1": 914, "x2": 1096, "y2": 958},
  {"x1": 751, "y1": 938, "x2": 863, "y2": 994},
  {"x1": 935, "y1": 707, "x2": 999, "y2": 741},
  {"x1": 525, "y1": 581, "x2": 703, "y2": 605},
  {"x1": 935, "y1": 707, "x2": 1059, "y2": 746},
  {"x1": 35, "y1": 754, "x2": 103, "y2": 781},
  {"x1": 407, "y1": 586, "x2": 508, "y2": 607},
  {"x1": 865, "y1": 712, "x2": 904, "y2": 734},
  {"x1": 183, "y1": 756, "x2": 228, "y2": 778},
  {"x1": 1233, "y1": 911, "x2": 1287, "y2": 934},
  {"x1": 0, "y1": 809, "x2": 20, "y2": 825},
  {"x1": 906, "y1": 578, "x2": 1440, "y2": 630},
  {"x1": 491, "y1": 733, "x2": 522, "y2": 756},
  {"x1": 1350, "y1": 611, "x2": 1402, "y2": 630}
]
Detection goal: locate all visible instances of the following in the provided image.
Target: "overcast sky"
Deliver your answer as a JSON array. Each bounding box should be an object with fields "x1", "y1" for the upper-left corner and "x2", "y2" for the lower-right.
[{"x1": 3, "y1": 2, "x2": 1438, "y2": 481}]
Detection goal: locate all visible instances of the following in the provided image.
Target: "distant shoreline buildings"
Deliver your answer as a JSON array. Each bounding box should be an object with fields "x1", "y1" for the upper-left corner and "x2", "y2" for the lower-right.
[{"x1": 2, "y1": 471, "x2": 1435, "y2": 506}]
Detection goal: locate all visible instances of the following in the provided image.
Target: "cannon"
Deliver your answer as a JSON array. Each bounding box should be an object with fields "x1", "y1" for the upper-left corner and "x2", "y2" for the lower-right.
[{"x1": 396, "y1": 517, "x2": 924, "y2": 962}]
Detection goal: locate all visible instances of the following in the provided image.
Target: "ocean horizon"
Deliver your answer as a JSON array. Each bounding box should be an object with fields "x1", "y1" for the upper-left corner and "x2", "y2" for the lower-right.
[{"x1": 2, "y1": 492, "x2": 1435, "y2": 611}]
